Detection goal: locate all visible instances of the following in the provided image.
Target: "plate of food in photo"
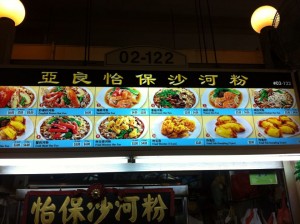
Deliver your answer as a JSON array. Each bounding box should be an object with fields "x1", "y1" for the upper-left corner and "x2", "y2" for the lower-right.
[
  {"x1": 201, "y1": 88, "x2": 248, "y2": 108},
  {"x1": 96, "y1": 115, "x2": 147, "y2": 139},
  {"x1": 0, "y1": 86, "x2": 36, "y2": 108},
  {"x1": 97, "y1": 87, "x2": 147, "y2": 108},
  {"x1": 206, "y1": 115, "x2": 252, "y2": 138},
  {"x1": 256, "y1": 115, "x2": 300, "y2": 138},
  {"x1": 150, "y1": 88, "x2": 198, "y2": 108},
  {"x1": 40, "y1": 86, "x2": 93, "y2": 108},
  {"x1": 37, "y1": 116, "x2": 92, "y2": 140},
  {"x1": 251, "y1": 88, "x2": 295, "y2": 108},
  {"x1": 152, "y1": 116, "x2": 201, "y2": 139},
  {"x1": 0, "y1": 116, "x2": 34, "y2": 140}
]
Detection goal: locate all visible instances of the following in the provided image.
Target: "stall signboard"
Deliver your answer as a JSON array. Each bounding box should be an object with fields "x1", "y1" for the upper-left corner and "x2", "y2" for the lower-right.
[
  {"x1": 21, "y1": 185, "x2": 175, "y2": 224},
  {"x1": 0, "y1": 68, "x2": 299, "y2": 149}
]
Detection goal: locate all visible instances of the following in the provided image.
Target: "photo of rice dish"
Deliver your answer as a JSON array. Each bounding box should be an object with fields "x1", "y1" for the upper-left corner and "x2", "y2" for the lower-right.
[
  {"x1": 253, "y1": 88, "x2": 294, "y2": 108},
  {"x1": 209, "y1": 88, "x2": 242, "y2": 108},
  {"x1": 104, "y1": 87, "x2": 141, "y2": 108},
  {"x1": 153, "y1": 88, "x2": 196, "y2": 108},
  {"x1": 0, "y1": 86, "x2": 36, "y2": 108},
  {"x1": 98, "y1": 116, "x2": 145, "y2": 139},
  {"x1": 41, "y1": 86, "x2": 91, "y2": 108},
  {"x1": 39, "y1": 116, "x2": 91, "y2": 140}
]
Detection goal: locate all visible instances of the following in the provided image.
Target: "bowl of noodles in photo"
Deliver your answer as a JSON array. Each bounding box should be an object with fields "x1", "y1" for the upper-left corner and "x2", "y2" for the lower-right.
[
  {"x1": 96, "y1": 116, "x2": 147, "y2": 139},
  {"x1": 40, "y1": 86, "x2": 93, "y2": 108},
  {"x1": 252, "y1": 88, "x2": 295, "y2": 108},
  {"x1": 202, "y1": 88, "x2": 249, "y2": 108},
  {"x1": 151, "y1": 88, "x2": 198, "y2": 108},
  {"x1": 37, "y1": 116, "x2": 92, "y2": 140}
]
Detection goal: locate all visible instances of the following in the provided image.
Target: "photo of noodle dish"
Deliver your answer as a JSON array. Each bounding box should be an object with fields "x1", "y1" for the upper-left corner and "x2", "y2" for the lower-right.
[
  {"x1": 38, "y1": 116, "x2": 92, "y2": 140},
  {"x1": 97, "y1": 116, "x2": 146, "y2": 139},
  {"x1": 201, "y1": 88, "x2": 248, "y2": 108},
  {"x1": 252, "y1": 88, "x2": 294, "y2": 108},
  {"x1": 0, "y1": 86, "x2": 36, "y2": 108},
  {"x1": 0, "y1": 116, "x2": 34, "y2": 140},
  {"x1": 206, "y1": 115, "x2": 253, "y2": 138},
  {"x1": 40, "y1": 86, "x2": 92, "y2": 108},
  {"x1": 151, "y1": 88, "x2": 198, "y2": 108},
  {"x1": 256, "y1": 115, "x2": 300, "y2": 138},
  {"x1": 152, "y1": 116, "x2": 201, "y2": 139},
  {"x1": 97, "y1": 87, "x2": 147, "y2": 108}
]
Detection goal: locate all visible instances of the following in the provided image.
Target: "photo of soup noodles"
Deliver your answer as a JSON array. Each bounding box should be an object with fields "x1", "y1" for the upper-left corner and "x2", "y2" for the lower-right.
[
  {"x1": 209, "y1": 88, "x2": 242, "y2": 108},
  {"x1": 153, "y1": 88, "x2": 197, "y2": 108},
  {"x1": 104, "y1": 87, "x2": 141, "y2": 108},
  {"x1": 39, "y1": 116, "x2": 91, "y2": 140},
  {"x1": 253, "y1": 88, "x2": 294, "y2": 108}
]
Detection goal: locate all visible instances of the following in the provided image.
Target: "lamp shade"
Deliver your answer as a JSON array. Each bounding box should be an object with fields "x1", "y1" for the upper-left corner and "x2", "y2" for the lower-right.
[
  {"x1": 0, "y1": 0, "x2": 25, "y2": 26},
  {"x1": 251, "y1": 5, "x2": 279, "y2": 33}
]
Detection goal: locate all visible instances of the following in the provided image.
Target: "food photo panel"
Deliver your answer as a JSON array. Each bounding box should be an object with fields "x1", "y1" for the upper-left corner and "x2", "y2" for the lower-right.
[
  {"x1": 150, "y1": 115, "x2": 204, "y2": 146},
  {"x1": 95, "y1": 87, "x2": 149, "y2": 116},
  {"x1": 34, "y1": 115, "x2": 94, "y2": 148},
  {"x1": 0, "y1": 115, "x2": 36, "y2": 148},
  {"x1": 203, "y1": 115, "x2": 257, "y2": 146},
  {"x1": 249, "y1": 88, "x2": 298, "y2": 116},
  {"x1": 253, "y1": 115, "x2": 300, "y2": 145},
  {"x1": 149, "y1": 87, "x2": 201, "y2": 116},
  {"x1": 38, "y1": 86, "x2": 95, "y2": 116},
  {"x1": 0, "y1": 86, "x2": 39, "y2": 116},
  {"x1": 200, "y1": 88, "x2": 252, "y2": 116},
  {"x1": 94, "y1": 115, "x2": 150, "y2": 147}
]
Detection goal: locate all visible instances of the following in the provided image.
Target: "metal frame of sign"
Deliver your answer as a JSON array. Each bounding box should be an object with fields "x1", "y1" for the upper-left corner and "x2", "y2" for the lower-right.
[{"x1": 0, "y1": 65, "x2": 300, "y2": 160}]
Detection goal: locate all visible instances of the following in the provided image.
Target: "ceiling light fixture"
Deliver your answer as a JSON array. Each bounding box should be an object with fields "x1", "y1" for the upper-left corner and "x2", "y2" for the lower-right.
[
  {"x1": 0, "y1": 0, "x2": 25, "y2": 26},
  {"x1": 251, "y1": 5, "x2": 279, "y2": 33}
]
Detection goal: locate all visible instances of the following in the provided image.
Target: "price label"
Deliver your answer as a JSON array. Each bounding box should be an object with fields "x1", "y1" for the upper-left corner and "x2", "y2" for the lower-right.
[
  {"x1": 73, "y1": 142, "x2": 81, "y2": 147},
  {"x1": 84, "y1": 111, "x2": 93, "y2": 115},
  {"x1": 84, "y1": 142, "x2": 91, "y2": 146},
  {"x1": 131, "y1": 141, "x2": 139, "y2": 146}
]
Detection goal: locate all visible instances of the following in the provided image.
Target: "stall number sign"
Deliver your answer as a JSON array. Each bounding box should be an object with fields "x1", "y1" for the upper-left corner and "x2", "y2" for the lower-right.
[
  {"x1": 22, "y1": 188, "x2": 175, "y2": 224},
  {"x1": 0, "y1": 68, "x2": 299, "y2": 149},
  {"x1": 105, "y1": 46, "x2": 187, "y2": 66}
]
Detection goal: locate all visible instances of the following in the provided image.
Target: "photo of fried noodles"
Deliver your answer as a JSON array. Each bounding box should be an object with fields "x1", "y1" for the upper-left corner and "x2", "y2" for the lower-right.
[
  {"x1": 104, "y1": 87, "x2": 141, "y2": 108},
  {"x1": 39, "y1": 116, "x2": 91, "y2": 140},
  {"x1": 98, "y1": 116, "x2": 145, "y2": 139},
  {"x1": 253, "y1": 88, "x2": 294, "y2": 108},
  {"x1": 153, "y1": 88, "x2": 196, "y2": 108},
  {"x1": 0, "y1": 86, "x2": 36, "y2": 108},
  {"x1": 161, "y1": 116, "x2": 196, "y2": 138},
  {"x1": 258, "y1": 115, "x2": 299, "y2": 138},
  {"x1": 209, "y1": 88, "x2": 242, "y2": 108},
  {"x1": 41, "y1": 86, "x2": 91, "y2": 108}
]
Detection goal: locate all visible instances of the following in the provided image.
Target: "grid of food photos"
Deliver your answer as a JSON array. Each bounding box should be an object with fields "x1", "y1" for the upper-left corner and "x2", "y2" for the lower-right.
[{"x1": 0, "y1": 86, "x2": 299, "y2": 148}]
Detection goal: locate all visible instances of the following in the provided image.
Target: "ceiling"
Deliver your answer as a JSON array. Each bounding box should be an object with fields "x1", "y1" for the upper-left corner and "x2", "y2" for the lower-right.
[{"x1": 15, "y1": 0, "x2": 285, "y2": 51}]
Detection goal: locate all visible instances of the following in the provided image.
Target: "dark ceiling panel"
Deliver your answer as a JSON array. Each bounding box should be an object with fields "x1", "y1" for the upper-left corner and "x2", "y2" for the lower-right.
[{"x1": 14, "y1": 0, "x2": 285, "y2": 51}]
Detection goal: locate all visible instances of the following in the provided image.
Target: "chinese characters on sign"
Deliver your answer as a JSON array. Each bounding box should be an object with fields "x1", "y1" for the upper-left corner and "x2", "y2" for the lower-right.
[
  {"x1": 1, "y1": 68, "x2": 298, "y2": 149},
  {"x1": 23, "y1": 189, "x2": 174, "y2": 224},
  {"x1": 35, "y1": 71, "x2": 254, "y2": 88}
]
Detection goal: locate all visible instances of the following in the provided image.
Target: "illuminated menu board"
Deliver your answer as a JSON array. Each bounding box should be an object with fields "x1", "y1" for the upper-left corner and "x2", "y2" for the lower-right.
[{"x1": 0, "y1": 68, "x2": 299, "y2": 149}]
